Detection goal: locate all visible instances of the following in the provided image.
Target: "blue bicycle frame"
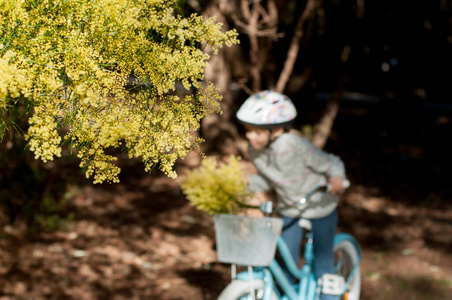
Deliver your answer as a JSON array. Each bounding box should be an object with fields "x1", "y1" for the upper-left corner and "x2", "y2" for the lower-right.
[{"x1": 232, "y1": 232, "x2": 361, "y2": 300}]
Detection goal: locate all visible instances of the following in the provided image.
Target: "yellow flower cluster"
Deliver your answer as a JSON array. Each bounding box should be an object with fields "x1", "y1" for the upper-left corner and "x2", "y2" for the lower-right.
[
  {"x1": 0, "y1": 50, "x2": 30, "y2": 108},
  {"x1": 181, "y1": 155, "x2": 252, "y2": 215},
  {"x1": 0, "y1": 0, "x2": 239, "y2": 183},
  {"x1": 27, "y1": 107, "x2": 62, "y2": 163}
]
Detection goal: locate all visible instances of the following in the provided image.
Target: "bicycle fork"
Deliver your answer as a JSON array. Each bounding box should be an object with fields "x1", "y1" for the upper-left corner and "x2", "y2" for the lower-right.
[{"x1": 233, "y1": 267, "x2": 276, "y2": 300}]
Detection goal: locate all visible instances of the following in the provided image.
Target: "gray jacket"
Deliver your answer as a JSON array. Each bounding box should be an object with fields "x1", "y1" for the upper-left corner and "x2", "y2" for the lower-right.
[{"x1": 247, "y1": 132, "x2": 346, "y2": 219}]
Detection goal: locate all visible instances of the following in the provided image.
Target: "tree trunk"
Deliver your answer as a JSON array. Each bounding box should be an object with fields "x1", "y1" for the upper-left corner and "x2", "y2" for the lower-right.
[
  {"x1": 275, "y1": 0, "x2": 321, "y2": 93},
  {"x1": 310, "y1": 94, "x2": 340, "y2": 149},
  {"x1": 311, "y1": 45, "x2": 351, "y2": 149},
  {"x1": 201, "y1": 4, "x2": 245, "y2": 156}
]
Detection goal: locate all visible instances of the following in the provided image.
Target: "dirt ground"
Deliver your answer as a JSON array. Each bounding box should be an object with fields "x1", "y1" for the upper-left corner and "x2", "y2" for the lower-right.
[{"x1": 0, "y1": 102, "x2": 451, "y2": 300}]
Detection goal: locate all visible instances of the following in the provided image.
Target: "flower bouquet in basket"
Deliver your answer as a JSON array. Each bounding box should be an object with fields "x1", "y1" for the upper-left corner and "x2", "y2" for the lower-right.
[
  {"x1": 181, "y1": 155, "x2": 282, "y2": 266},
  {"x1": 181, "y1": 155, "x2": 253, "y2": 215}
]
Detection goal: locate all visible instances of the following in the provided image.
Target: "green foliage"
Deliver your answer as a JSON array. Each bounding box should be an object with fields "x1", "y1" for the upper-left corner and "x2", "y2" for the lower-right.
[
  {"x1": 34, "y1": 196, "x2": 74, "y2": 232},
  {"x1": 0, "y1": 137, "x2": 76, "y2": 231},
  {"x1": 181, "y1": 155, "x2": 252, "y2": 215}
]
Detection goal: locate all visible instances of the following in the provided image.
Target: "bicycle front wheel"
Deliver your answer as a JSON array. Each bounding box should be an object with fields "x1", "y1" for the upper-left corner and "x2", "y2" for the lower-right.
[
  {"x1": 217, "y1": 279, "x2": 278, "y2": 300},
  {"x1": 334, "y1": 236, "x2": 361, "y2": 300}
]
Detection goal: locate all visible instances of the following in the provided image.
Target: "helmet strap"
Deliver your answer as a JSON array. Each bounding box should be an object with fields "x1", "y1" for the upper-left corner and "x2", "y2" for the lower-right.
[
  {"x1": 268, "y1": 128, "x2": 284, "y2": 146},
  {"x1": 267, "y1": 130, "x2": 274, "y2": 148}
]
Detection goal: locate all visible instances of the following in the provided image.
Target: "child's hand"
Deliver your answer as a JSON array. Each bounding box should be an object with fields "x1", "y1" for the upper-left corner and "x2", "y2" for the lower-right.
[{"x1": 329, "y1": 177, "x2": 344, "y2": 194}]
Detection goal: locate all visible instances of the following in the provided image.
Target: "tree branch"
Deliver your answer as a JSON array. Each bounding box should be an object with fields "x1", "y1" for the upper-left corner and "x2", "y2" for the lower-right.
[{"x1": 275, "y1": 0, "x2": 321, "y2": 93}]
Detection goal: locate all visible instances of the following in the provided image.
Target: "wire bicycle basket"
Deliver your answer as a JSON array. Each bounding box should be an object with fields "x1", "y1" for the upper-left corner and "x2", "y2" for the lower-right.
[{"x1": 214, "y1": 214, "x2": 283, "y2": 266}]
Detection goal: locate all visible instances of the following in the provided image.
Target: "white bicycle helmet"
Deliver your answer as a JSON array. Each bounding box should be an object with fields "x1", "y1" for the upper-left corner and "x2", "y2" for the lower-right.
[{"x1": 236, "y1": 90, "x2": 297, "y2": 129}]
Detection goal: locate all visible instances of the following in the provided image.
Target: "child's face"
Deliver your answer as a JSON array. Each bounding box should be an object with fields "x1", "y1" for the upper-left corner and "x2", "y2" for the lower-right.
[{"x1": 244, "y1": 125, "x2": 271, "y2": 150}]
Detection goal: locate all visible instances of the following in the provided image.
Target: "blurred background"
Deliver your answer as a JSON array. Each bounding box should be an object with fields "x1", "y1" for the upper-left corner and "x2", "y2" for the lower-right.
[{"x1": 0, "y1": 0, "x2": 451, "y2": 299}]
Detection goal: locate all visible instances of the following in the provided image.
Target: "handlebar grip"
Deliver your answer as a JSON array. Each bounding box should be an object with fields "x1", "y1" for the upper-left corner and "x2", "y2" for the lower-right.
[
  {"x1": 259, "y1": 201, "x2": 273, "y2": 214},
  {"x1": 327, "y1": 179, "x2": 350, "y2": 192},
  {"x1": 342, "y1": 179, "x2": 350, "y2": 189}
]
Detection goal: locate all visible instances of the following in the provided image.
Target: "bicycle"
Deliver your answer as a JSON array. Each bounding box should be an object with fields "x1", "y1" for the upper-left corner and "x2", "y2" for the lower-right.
[{"x1": 215, "y1": 182, "x2": 361, "y2": 300}]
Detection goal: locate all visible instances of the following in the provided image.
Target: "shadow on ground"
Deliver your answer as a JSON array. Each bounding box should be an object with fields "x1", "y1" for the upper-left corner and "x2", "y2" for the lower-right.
[{"x1": 0, "y1": 102, "x2": 451, "y2": 299}]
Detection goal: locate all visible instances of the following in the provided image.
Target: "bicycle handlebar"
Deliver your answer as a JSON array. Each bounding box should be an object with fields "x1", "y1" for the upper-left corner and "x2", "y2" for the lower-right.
[
  {"x1": 259, "y1": 179, "x2": 350, "y2": 215},
  {"x1": 296, "y1": 179, "x2": 350, "y2": 206}
]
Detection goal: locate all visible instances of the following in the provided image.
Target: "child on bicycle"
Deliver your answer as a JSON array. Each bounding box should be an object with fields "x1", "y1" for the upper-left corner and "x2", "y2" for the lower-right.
[{"x1": 236, "y1": 90, "x2": 346, "y2": 300}]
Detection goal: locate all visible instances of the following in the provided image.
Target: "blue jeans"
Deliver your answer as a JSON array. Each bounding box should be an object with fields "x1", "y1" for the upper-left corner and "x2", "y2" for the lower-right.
[{"x1": 281, "y1": 209, "x2": 339, "y2": 300}]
